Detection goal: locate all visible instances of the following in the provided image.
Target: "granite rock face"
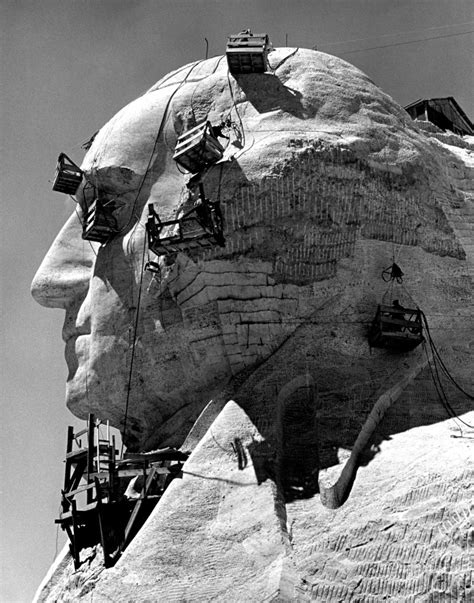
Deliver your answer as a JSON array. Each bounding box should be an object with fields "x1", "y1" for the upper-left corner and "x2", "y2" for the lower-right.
[{"x1": 32, "y1": 48, "x2": 473, "y2": 601}]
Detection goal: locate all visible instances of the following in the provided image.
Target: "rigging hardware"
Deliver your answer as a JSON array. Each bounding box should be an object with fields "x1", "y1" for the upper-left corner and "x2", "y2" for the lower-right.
[{"x1": 382, "y1": 262, "x2": 404, "y2": 283}]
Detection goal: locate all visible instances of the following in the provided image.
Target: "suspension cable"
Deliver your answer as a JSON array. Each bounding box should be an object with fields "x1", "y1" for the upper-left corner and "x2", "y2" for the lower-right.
[
  {"x1": 122, "y1": 60, "x2": 205, "y2": 241},
  {"x1": 122, "y1": 231, "x2": 148, "y2": 450},
  {"x1": 421, "y1": 313, "x2": 474, "y2": 430}
]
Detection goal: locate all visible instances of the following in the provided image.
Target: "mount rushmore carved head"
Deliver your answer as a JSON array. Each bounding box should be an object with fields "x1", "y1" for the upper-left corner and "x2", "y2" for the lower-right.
[{"x1": 31, "y1": 48, "x2": 466, "y2": 451}]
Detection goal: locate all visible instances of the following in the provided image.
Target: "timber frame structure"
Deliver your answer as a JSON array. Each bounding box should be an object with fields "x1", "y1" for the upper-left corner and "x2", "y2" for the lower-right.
[{"x1": 56, "y1": 414, "x2": 188, "y2": 569}]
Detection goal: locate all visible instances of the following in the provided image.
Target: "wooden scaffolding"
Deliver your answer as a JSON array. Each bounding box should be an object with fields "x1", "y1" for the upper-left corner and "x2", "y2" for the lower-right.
[{"x1": 56, "y1": 414, "x2": 188, "y2": 569}]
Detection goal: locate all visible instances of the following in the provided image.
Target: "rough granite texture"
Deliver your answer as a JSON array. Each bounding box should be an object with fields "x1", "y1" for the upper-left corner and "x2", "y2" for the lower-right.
[{"x1": 32, "y1": 48, "x2": 473, "y2": 601}]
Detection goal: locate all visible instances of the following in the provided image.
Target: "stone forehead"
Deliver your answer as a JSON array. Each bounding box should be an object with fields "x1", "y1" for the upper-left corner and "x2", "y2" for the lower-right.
[{"x1": 82, "y1": 47, "x2": 414, "y2": 177}]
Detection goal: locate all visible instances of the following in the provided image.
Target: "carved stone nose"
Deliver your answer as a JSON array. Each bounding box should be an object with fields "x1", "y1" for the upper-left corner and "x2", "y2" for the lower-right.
[{"x1": 31, "y1": 210, "x2": 95, "y2": 308}]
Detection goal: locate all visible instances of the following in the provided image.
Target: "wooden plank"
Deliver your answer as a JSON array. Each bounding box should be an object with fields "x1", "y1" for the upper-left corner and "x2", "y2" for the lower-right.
[
  {"x1": 88, "y1": 471, "x2": 110, "y2": 480},
  {"x1": 70, "y1": 501, "x2": 80, "y2": 570},
  {"x1": 57, "y1": 500, "x2": 99, "y2": 521},
  {"x1": 95, "y1": 478, "x2": 112, "y2": 568},
  {"x1": 65, "y1": 448, "x2": 88, "y2": 460},
  {"x1": 380, "y1": 317, "x2": 421, "y2": 328},
  {"x1": 122, "y1": 449, "x2": 188, "y2": 463},
  {"x1": 117, "y1": 467, "x2": 171, "y2": 478},
  {"x1": 64, "y1": 459, "x2": 87, "y2": 505},
  {"x1": 122, "y1": 466, "x2": 158, "y2": 548},
  {"x1": 87, "y1": 413, "x2": 95, "y2": 503},
  {"x1": 64, "y1": 481, "x2": 97, "y2": 499},
  {"x1": 66, "y1": 425, "x2": 74, "y2": 454}
]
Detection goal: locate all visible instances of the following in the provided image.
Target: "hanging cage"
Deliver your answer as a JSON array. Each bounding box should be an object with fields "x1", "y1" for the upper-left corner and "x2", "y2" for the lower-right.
[
  {"x1": 52, "y1": 153, "x2": 83, "y2": 195},
  {"x1": 173, "y1": 120, "x2": 225, "y2": 174},
  {"x1": 369, "y1": 304, "x2": 424, "y2": 351},
  {"x1": 147, "y1": 184, "x2": 225, "y2": 256},
  {"x1": 226, "y1": 30, "x2": 271, "y2": 74},
  {"x1": 82, "y1": 196, "x2": 119, "y2": 243}
]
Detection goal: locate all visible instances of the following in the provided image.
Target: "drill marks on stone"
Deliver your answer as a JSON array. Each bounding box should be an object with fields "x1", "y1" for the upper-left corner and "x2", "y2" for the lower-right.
[
  {"x1": 296, "y1": 473, "x2": 473, "y2": 601},
  {"x1": 198, "y1": 146, "x2": 463, "y2": 274},
  {"x1": 193, "y1": 153, "x2": 459, "y2": 286}
]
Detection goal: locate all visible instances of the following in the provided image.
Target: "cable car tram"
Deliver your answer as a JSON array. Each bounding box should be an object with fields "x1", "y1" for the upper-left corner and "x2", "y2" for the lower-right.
[
  {"x1": 147, "y1": 183, "x2": 225, "y2": 256},
  {"x1": 173, "y1": 120, "x2": 225, "y2": 174},
  {"x1": 52, "y1": 153, "x2": 83, "y2": 195},
  {"x1": 82, "y1": 196, "x2": 119, "y2": 243},
  {"x1": 226, "y1": 29, "x2": 271, "y2": 74},
  {"x1": 369, "y1": 303, "x2": 424, "y2": 351}
]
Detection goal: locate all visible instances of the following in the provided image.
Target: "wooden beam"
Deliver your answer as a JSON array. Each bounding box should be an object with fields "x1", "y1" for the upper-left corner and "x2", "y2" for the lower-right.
[
  {"x1": 70, "y1": 500, "x2": 81, "y2": 570},
  {"x1": 95, "y1": 478, "x2": 113, "y2": 568},
  {"x1": 87, "y1": 413, "x2": 95, "y2": 503},
  {"x1": 122, "y1": 466, "x2": 158, "y2": 548},
  {"x1": 65, "y1": 459, "x2": 87, "y2": 494}
]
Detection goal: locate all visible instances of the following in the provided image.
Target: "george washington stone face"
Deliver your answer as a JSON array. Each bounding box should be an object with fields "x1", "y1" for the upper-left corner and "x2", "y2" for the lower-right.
[{"x1": 31, "y1": 48, "x2": 466, "y2": 451}]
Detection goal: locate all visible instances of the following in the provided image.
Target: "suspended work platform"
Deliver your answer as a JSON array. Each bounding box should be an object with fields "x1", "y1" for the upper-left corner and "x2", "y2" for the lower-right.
[
  {"x1": 369, "y1": 304, "x2": 424, "y2": 351},
  {"x1": 56, "y1": 414, "x2": 188, "y2": 569},
  {"x1": 147, "y1": 183, "x2": 225, "y2": 256},
  {"x1": 226, "y1": 30, "x2": 271, "y2": 74},
  {"x1": 173, "y1": 120, "x2": 225, "y2": 173},
  {"x1": 82, "y1": 196, "x2": 119, "y2": 243},
  {"x1": 52, "y1": 153, "x2": 83, "y2": 195}
]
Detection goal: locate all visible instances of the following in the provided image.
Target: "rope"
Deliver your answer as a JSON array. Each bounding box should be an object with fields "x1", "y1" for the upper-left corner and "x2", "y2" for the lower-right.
[
  {"x1": 122, "y1": 231, "x2": 148, "y2": 450},
  {"x1": 421, "y1": 312, "x2": 474, "y2": 402},
  {"x1": 268, "y1": 47, "x2": 299, "y2": 72},
  {"x1": 122, "y1": 60, "x2": 205, "y2": 242},
  {"x1": 226, "y1": 70, "x2": 246, "y2": 150},
  {"x1": 99, "y1": 60, "x2": 207, "y2": 445},
  {"x1": 189, "y1": 55, "x2": 226, "y2": 123},
  {"x1": 421, "y1": 313, "x2": 474, "y2": 430},
  {"x1": 424, "y1": 343, "x2": 466, "y2": 434}
]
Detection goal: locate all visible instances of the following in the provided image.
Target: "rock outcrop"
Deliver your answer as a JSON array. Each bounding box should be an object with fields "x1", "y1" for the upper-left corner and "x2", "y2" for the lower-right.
[{"x1": 32, "y1": 48, "x2": 473, "y2": 601}]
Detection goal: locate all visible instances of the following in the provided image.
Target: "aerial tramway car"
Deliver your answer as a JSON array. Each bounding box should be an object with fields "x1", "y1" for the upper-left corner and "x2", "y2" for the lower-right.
[
  {"x1": 368, "y1": 302, "x2": 424, "y2": 351},
  {"x1": 173, "y1": 120, "x2": 225, "y2": 174},
  {"x1": 82, "y1": 195, "x2": 119, "y2": 243},
  {"x1": 147, "y1": 183, "x2": 225, "y2": 255},
  {"x1": 226, "y1": 29, "x2": 271, "y2": 74},
  {"x1": 52, "y1": 153, "x2": 83, "y2": 195}
]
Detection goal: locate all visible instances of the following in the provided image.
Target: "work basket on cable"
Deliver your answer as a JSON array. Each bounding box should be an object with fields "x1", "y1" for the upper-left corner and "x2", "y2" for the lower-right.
[
  {"x1": 82, "y1": 196, "x2": 119, "y2": 243},
  {"x1": 226, "y1": 30, "x2": 271, "y2": 74},
  {"x1": 52, "y1": 153, "x2": 83, "y2": 195},
  {"x1": 173, "y1": 121, "x2": 224, "y2": 174},
  {"x1": 146, "y1": 184, "x2": 225, "y2": 256},
  {"x1": 368, "y1": 304, "x2": 424, "y2": 351}
]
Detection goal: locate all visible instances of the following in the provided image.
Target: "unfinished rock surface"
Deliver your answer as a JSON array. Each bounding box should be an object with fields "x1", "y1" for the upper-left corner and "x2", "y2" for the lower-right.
[{"x1": 32, "y1": 48, "x2": 473, "y2": 601}]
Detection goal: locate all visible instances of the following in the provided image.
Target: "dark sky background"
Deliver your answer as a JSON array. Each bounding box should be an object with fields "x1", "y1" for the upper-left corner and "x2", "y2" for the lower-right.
[{"x1": 1, "y1": 1, "x2": 472, "y2": 600}]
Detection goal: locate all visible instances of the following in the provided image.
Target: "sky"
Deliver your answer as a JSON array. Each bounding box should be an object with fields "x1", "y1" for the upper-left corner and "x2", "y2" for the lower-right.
[{"x1": 1, "y1": 0, "x2": 472, "y2": 600}]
